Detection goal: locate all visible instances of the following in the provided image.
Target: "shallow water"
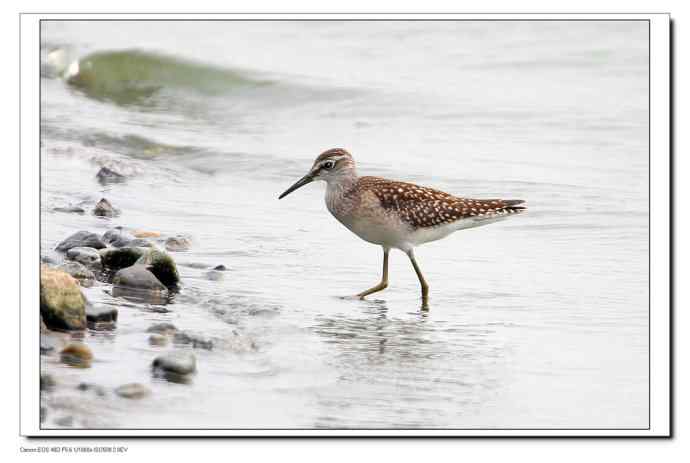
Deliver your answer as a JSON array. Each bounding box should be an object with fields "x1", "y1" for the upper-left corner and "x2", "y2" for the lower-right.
[{"x1": 40, "y1": 20, "x2": 649, "y2": 429}]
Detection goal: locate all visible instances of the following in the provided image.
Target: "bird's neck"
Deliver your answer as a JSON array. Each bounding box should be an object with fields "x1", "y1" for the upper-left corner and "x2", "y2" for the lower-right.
[{"x1": 325, "y1": 171, "x2": 359, "y2": 214}]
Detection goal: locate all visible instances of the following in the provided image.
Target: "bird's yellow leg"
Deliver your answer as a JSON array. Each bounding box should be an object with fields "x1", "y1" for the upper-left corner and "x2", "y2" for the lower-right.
[
  {"x1": 356, "y1": 247, "x2": 389, "y2": 299},
  {"x1": 406, "y1": 249, "x2": 429, "y2": 303}
]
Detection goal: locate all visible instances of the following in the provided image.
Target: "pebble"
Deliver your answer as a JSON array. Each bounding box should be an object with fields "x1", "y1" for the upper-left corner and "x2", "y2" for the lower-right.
[
  {"x1": 114, "y1": 383, "x2": 151, "y2": 399},
  {"x1": 60, "y1": 342, "x2": 93, "y2": 368},
  {"x1": 56, "y1": 231, "x2": 106, "y2": 252}
]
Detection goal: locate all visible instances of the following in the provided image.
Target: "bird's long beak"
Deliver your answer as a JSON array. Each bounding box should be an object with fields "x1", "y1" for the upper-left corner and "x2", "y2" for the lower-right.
[{"x1": 278, "y1": 173, "x2": 315, "y2": 199}]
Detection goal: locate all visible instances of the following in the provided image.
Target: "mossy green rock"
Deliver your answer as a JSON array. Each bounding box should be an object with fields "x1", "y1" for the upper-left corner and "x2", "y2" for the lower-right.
[
  {"x1": 100, "y1": 246, "x2": 146, "y2": 270},
  {"x1": 136, "y1": 248, "x2": 179, "y2": 288},
  {"x1": 40, "y1": 266, "x2": 87, "y2": 330}
]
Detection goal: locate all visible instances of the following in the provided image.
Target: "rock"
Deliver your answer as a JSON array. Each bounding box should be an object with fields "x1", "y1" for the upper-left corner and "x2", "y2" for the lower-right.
[
  {"x1": 165, "y1": 235, "x2": 191, "y2": 252},
  {"x1": 213, "y1": 264, "x2": 227, "y2": 271},
  {"x1": 100, "y1": 246, "x2": 146, "y2": 270},
  {"x1": 93, "y1": 198, "x2": 117, "y2": 217},
  {"x1": 60, "y1": 342, "x2": 93, "y2": 368},
  {"x1": 96, "y1": 166, "x2": 125, "y2": 185},
  {"x1": 66, "y1": 247, "x2": 102, "y2": 269},
  {"x1": 133, "y1": 230, "x2": 160, "y2": 238},
  {"x1": 173, "y1": 331, "x2": 213, "y2": 350},
  {"x1": 41, "y1": 373, "x2": 56, "y2": 392},
  {"x1": 148, "y1": 333, "x2": 168, "y2": 346},
  {"x1": 114, "y1": 383, "x2": 150, "y2": 399},
  {"x1": 86, "y1": 303, "x2": 118, "y2": 329},
  {"x1": 56, "y1": 231, "x2": 106, "y2": 252},
  {"x1": 205, "y1": 270, "x2": 223, "y2": 281},
  {"x1": 53, "y1": 206, "x2": 85, "y2": 214},
  {"x1": 102, "y1": 227, "x2": 136, "y2": 247},
  {"x1": 136, "y1": 249, "x2": 179, "y2": 288},
  {"x1": 77, "y1": 382, "x2": 106, "y2": 396},
  {"x1": 40, "y1": 266, "x2": 87, "y2": 330},
  {"x1": 112, "y1": 265, "x2": 167, "y2": 291},
  {"x1": 129, "y1": 238, "x2": 153, "y2": 247},
  {"x1": 152, "y1": 352, "x2": 196, "y2": 382},
  {"x1": 146, "y1": 322, "x2": 177, "y2": 336},
  {"x1": 57, "y1": 261, "x2": 96, "y2": 287}
]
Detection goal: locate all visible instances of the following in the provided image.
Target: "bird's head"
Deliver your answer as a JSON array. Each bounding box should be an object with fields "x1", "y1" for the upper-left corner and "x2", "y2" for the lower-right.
[{"x1": 279, "y1": 148, "x2": 356, "y2": 199}]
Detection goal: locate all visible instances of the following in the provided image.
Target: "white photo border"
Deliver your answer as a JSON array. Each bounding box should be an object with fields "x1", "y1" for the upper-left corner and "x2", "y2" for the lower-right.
[{"x1": 20, "y1": 12, "x2": 671, "y2": 437}]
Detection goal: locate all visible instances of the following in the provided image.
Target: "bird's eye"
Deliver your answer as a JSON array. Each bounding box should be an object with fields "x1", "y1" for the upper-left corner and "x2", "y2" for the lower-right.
[{"x1": 323, "y1": 161, "x2": 335, "y2": 170}]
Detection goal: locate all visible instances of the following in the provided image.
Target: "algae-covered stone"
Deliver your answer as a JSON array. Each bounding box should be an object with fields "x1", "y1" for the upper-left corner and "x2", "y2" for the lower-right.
[
  {"x1": 100, "y1": 246, "x2": 146, "y2": 270},
  {"x1": 137, "y1": 248, "x2": 179, "y2": 288},
  {"x1": 56, "y1": 231, "x2": 106, "y2": 252},
  {"x1": 40, "y1": 266, "x2": 87, "y2": 330}
]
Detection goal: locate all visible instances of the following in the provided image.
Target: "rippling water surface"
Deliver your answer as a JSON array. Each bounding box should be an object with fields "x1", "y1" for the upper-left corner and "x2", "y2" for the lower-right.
[{"x1": 40, "y1": 20, "x2": 649, "y2": 429}]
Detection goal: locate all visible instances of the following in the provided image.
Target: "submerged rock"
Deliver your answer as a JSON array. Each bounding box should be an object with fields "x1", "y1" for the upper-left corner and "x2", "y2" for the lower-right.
[
  {"x1": 56, "y1": 231, "x2": 106, "y2": 252},
  {"x1": 148, "y1": 333, "x2": 168, "y2": 346},
  {"x1": 40, "y1": 266, "x2": 87, "y2": 330},
  {"x1": 165, "y1": 235, "x2": 191, "y2": 252},
  {"x1": 146, "y1": 322, "x2": 177, "y2": 336},
  {"x1": 66, "y1": 247, "x2": 102, "y2": 269},
  {"x1": 93, "y1": 198, "x2": 117, "y2": 217},
  {"x1": 205, "y1": 270, "x2": 223, "y2": 281},
  {"x1": 173, "y1": 331, "x2": 214, "y2": 350},
  {"x1": 53, "y1": 206, "x2": 85, "y2": 214},
  {"x1": 56, "y1": 261, "x2": 95, "y2": 286},
  {"x1": 114, "y1": 383, "x2": 150, "y2": 399},
  {"x1": 136, "y1": 249, "x2": 180, "y2": 288},
  {"x1": 100, "y1": 246, "x2": 146, "y2": 270},
  {"x1": 60, "y1": 342, "x2": 93, "y2": 368},
  {"x1": 152, "y1": 352, "x2": 196, "y2": 382},
  {"x1": 96, "y1": 166, "x2": 125, "y2": 185},
  {"x1": 77, "y1": 382, "x2": 107, "y2": 396},
  {"x1": 112, "y1": 265, "x2": 167, "y2": 291}
]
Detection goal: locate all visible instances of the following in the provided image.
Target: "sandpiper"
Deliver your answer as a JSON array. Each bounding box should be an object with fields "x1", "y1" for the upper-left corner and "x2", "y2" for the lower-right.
[{"x1": 279, "y1": 148, "x2": 526, "y2": 305}]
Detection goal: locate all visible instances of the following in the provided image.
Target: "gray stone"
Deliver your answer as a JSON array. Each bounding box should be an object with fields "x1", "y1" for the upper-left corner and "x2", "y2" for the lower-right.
[
  {"x1": 213, "y1": 264, "x2": 227, "y2": 271},
  {"x1": 146, "y1": 322, "x2": 177, "y2": 335},
  {"x1": 56, "y1": 231, "x2": 106, "y2": 252},
  {"x1": 41, "y1": 373, "x2": 56, "y2": 392},
  {"x1": 66, "y1": 247, "x2": 102, "y2": 269},
  {"x1": 102, "y1": 227, "x2": 136, "y2": 247},
  {"x1": 148, "y1": 333, "x2": 168, "y2": 346},
  {"x1": 77, "y1": 382, "x2": 107, "y2": 396},
  {"x1": 112, "y1": 265, "x2": 167, "y2": 291},
  {"x1": 86, "y1": 303, "x2": 118, "y2": 329}
]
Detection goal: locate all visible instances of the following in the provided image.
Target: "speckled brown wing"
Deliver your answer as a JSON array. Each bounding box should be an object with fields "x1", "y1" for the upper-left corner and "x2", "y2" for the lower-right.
[{"x1": 354, "y1": 176, "x2": 525, "y2": 230}]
